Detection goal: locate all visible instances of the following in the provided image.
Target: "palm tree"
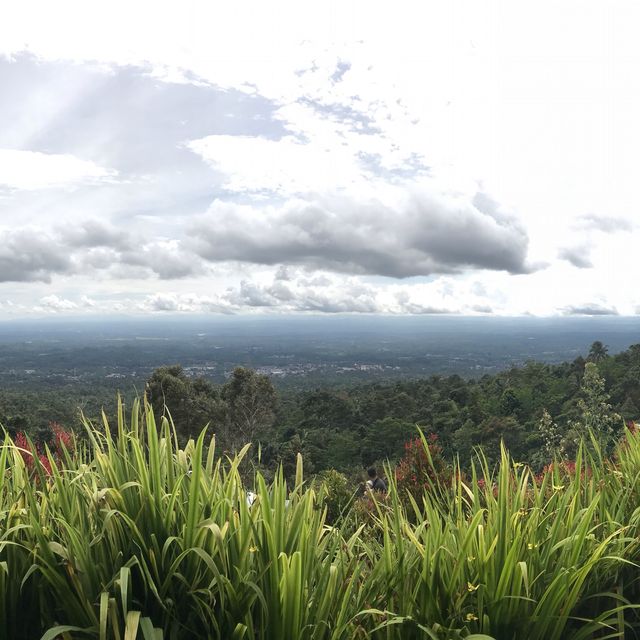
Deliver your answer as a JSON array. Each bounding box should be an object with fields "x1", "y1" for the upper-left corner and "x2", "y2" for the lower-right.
[{"x1": 587, "y1": 340, "x2": 609, "y2": 363}]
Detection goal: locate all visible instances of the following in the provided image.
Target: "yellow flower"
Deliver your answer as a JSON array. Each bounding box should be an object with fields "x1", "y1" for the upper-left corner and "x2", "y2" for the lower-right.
[
  {"x1": 553, "y1": 484, "x2": 565, "y2": 491},
  {"x1": 466, "y1": 613, "x2": 479, "y2": 621},
  {"x1": 467, "y1": 555, "x2": 476, "y2": 562},
  {"x1": 527, "y1": 542, "x2": 539, "y2": 550},
  {"x1": 513, "y1": 462, "x2": 524, "y2": 469},
  {"x1": 467, "y1": 582, "x2": 479, "y2": 592},
  {"x1": 249, "y1": 545, "x2": 258, "y2": 553}
]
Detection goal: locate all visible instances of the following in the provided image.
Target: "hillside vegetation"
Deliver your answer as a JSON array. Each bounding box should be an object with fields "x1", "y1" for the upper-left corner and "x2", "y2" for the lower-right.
[
  {"x1": 1, "y1": 341, "x2": 638, "y2": 476},
  {"x1": 3, "y1": 399, "x2": 640, "y2": 639}
]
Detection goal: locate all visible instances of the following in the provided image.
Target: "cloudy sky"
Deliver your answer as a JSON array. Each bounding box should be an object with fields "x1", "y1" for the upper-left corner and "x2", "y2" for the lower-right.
[{"x1": 0, "y1": 1, "x2": 638, "y2": 317}]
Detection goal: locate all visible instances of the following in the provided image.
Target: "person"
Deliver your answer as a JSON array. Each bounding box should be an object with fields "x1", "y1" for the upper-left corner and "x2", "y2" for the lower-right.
[{"x1": 366, "y1": 467, "x2": 387, "y2": 493}]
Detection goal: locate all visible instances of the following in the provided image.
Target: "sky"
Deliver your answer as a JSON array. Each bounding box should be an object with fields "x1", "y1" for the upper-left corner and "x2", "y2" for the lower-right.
[{"x1": 0, "y1": 0, "x2": 638, "y2": 317}]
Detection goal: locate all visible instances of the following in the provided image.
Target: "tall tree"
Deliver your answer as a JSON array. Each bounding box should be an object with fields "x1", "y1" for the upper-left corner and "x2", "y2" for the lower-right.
[
  {"x1": 146, "y1": 365, "x2": 192, "y2": 429},
  {"x1": 569, "y1": 362, "x2": 620, "y2": 453},
  {"x1": 146, "y1": 365, "x2": 225, "y2": 441},
  {"x1": 587, "y1": 341, "x2": 609, "y2": 363},
  {"x1": 221, "y1": 367, "x2": 277, "y2": 451}
]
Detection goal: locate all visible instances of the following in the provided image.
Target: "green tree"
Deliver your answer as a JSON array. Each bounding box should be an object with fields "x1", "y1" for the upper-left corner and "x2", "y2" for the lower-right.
[
  {"x1": 360, "y1": 417, "x2": 417, "y2": 465},
  {"x1": 569, "y1": 362, "x2": 620, "y2": 453},
  {"x1": 587, "y1": 341, "x2": 609, "y2": 363},
  {"x1": 146, "y1": 365, "x2": 192, "y2": 429},
  {"x1": 146, "y1": 365, "x2": 225, "y2": 441},
  {"x1": 499, "y1": 388, "x2": 522, "y2": 417},
  {"x1": 620, "y1": 395, "x2": 639, "y2": 421},
  {"x1": 453, "y1": 415, "x2": 524, "y2": 465},
  {"x1": 221, "y1": 367, "x2": 278, "y2": 451},
  {"x1": 299, "y1": 390, "x2": 357, "y2": 431}
]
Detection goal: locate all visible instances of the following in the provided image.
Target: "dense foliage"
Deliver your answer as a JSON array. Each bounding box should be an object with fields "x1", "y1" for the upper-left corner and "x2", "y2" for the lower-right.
[
  {"x1": 3, "y1": 401, "x2": 640, "y2": 638},
  {"x1": 2, "y1": 341, "x2": 640, "y2": 475},
  {"x1": 269, "y1": 341, "x2": 637, "y2": 472}
]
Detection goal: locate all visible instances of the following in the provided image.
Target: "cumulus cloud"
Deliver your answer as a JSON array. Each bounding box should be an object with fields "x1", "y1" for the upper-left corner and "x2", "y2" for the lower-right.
[
  {"x1": 146, "y1": 294, "x2": 180, "y2": 311},
  {"x1": 0, "y1": 51, "x2": 539, "y2": 315},
  {"x1": 59, "y1": 219, "x2": 131, "y2": 250},
  {"x1": 0, "y1": 228, "x2": 71, "y2": 282},
  {"x1": 290, "y1": 280, "x2": 383, "y2": 313},
  {"x1": 189, "y1": 189, "x2": 531, "y2": 278},
  {"x1": 0, "y1": 264, "x2": 536, "y2": 316},
  {"x1": 79, "y1": 247, "x2": 122, "y2": 271},
  {"x1": 393, "y1": 290, "x2": 454, "y2": 314},
  {"x1": 38, "y1": 294, "x2": 78, "y2": 311},
  {"x1": 120, "y1": 240, "x2": 204, "y2": 280},
  {"x1": 576, "y1": 214, "x2": 634, "y2": 233},
  {"x1": 226, "y1": 280, "x2": 281, "y2": 308},
  {"x1": 136, "y1": 269, "x2": 474, "y2": 315},
  {"x1": 558, "y1": 246, "x2": 593, "y2": 269},
  {"x1": 222, "y1": 277, "x2": 362, "y2": 312},
  {"x1": 561, "y1": 303, "x2": 619, "y2": 316},
  {"x1": 0, "y1": 222, "x2": 204, "y2": 283},
  {"x1": 144, "y1": 292, "x2": 233, "y2": 314},
  {"x1": 0, "y1": 47, "x2": 632, "y2": 318}
]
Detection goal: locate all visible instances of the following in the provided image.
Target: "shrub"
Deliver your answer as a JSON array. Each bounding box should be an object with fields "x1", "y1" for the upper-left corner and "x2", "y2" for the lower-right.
[
  {"x1": 395, "y1": 432, "x2": 449, "y2": 506},
  {"x1": 13, "y1": 421, "x2": 75, "y2": 479},
  {"x1": 317, "y1": 468, "x2": 355, "y2": 524}
]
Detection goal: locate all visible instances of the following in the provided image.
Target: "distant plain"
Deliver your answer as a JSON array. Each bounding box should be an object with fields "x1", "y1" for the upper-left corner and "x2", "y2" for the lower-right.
[{"x1": 1, "y1": 315, "x2": 638, "y2": 391}]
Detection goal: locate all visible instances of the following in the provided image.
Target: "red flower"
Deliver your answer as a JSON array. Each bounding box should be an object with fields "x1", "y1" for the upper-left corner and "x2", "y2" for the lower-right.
[
  {"x1": 14, "y1": 432, "x2": 34, "y2": 470},
  {"x1": 395, "y1": 434, "x2": 449, "y2": 510},
  {"x1": 38, "y1": 453, "x2": 52, "y2": 476},
  {"x1": 50, "y1": 422, "x2": 74, "y2": 457}
]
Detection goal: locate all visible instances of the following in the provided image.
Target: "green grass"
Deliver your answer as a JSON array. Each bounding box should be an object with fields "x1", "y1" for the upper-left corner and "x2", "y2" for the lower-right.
[{"x1": 2, "y1": 400, "x2": 640, "y2": 639}]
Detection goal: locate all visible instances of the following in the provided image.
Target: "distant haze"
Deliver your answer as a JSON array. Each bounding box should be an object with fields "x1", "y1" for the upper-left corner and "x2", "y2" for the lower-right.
[{"x1": 0, "y1": 316, "x2": 637, "y2": 390}]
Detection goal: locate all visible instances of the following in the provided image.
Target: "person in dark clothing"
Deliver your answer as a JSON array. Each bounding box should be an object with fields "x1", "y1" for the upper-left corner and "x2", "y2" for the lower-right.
[{"x1": 366, "y1": 467, "x2": 387, "y2": 492}]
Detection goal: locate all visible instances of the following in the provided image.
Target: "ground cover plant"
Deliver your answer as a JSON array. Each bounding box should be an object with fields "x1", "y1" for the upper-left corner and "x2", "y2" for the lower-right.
[{"x1": 2, "y1": 400, "x2": 640, "y2": 638}]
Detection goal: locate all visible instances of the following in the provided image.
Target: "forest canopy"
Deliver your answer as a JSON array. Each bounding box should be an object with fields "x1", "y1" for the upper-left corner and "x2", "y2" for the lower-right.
[{"x1": 2, "y1": 340, "x2": 637, "y2": 476}]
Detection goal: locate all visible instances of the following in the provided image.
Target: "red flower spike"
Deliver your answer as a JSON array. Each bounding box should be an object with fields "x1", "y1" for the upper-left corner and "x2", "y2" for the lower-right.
[
  {"x1": 50, "y1": 421, "x2": 74, "y2": 457},
  {"x1": 15, "y1": 432, "x2": 34, "y2": 470},
  {"x1": 38, "y1": 453, "x2": 53, "y2": 476}
]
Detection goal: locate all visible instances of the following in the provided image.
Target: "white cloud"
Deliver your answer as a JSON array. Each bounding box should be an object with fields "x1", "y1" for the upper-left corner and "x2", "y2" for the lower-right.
[
  {"x1": 562, "y1": 303, "x2": 619, "y2": 316},
  {"x1": 575, "y1": 213, "x2": 635, "y2": 233},
  {"x1": 0, "y1": 2, "x2": 638, "y2": 316},
  {"x1": 0, "y1": 149, "x2": 116, "y2": 190},
  {"x1": 189, "y1": 133, "x2": 373, "y2": 197},
  {"x1": 189, "y1": 187, "x2": 531, "y2": 277},
  {"x1": 38, "y1": 294, "x2": 78, "y2": 311},
  {"x1": 0, "y1": 228, "x2": 71, "y2": 282},
  {"x1": 558, "y1": 246, "x2": 593, "y2": 269},
  {"x1": 120, "y1": 239, "x2": 206, "y2": 280}
]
